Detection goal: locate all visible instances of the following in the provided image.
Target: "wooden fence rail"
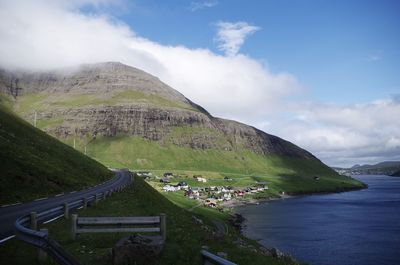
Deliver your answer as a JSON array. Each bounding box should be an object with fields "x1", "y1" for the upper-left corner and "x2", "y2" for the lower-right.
[{"x1": 71, "y1": 214, "x2": 166, "y2": 241}]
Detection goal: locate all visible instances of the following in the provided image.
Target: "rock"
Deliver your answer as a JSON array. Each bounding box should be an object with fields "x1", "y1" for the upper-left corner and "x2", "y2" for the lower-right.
[
  {"x1": 0, "y1": 62, "x2": 317, "y2": 160},
  {"x1": 270, "y1": 247, "x2": 284, "y2": 258},
  {"x1": 192, "y1": 215, "x2": 203, "y2": 225},
  {"x1": 112, "y1": 235, "x2": 164, "y2": 265}
]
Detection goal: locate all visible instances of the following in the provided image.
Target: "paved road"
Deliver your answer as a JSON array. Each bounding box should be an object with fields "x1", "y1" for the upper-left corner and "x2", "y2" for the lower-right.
[{"x1": 0, "y1": 169, "x2": 132, "y2": 243}]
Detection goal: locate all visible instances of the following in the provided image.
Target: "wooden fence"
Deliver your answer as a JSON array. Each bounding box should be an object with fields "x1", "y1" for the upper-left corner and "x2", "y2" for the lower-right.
[{"x1": 71, "y1": 214, "x2": 166, "y2": 241}]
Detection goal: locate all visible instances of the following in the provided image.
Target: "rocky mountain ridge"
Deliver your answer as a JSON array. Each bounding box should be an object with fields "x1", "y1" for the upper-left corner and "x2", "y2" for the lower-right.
[{"x1": 0, "y1": 62, "x2": 316, "y2": 160}]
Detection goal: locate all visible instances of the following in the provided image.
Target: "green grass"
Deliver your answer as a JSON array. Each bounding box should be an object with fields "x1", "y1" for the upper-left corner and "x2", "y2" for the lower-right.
[
  {"x1": 0, "y1": 177, "x2": 298, "y2": 265},
  {"x1": 13, "y1": 90, "x2": 197, "y2": 115},
  {"x1": 85, "y1": 135, "x2": 336, "y2": 176},
  {"x1": 0, "y1": 104, "x2": 113, "y2": 204}
]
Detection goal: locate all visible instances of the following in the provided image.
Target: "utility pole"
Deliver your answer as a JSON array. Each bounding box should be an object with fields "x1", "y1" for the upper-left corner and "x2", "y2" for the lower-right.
[
  {"x1": 73, "y1": 138, "x2": 76, "y2": 149},
  {"x1": 84, "y1": 146, "x2": 87, "y2": 155},
  {"x1": 34, "y1": 111, "x2": 37, "y2": 127}
]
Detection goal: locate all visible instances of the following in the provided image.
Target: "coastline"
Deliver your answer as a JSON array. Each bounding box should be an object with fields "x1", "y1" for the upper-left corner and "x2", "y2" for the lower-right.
[
  {"x1": 225, "y1": 183, "x2": 369, "y2": 264},
  {"x1": 224, "y1": 183, "x2": 368, "y2": 231}
]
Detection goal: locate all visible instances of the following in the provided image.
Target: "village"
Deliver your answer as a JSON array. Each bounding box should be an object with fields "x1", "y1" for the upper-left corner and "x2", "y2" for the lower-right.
[{"x1": 136, "y1": 171, "x2": 268, "y2": 208}]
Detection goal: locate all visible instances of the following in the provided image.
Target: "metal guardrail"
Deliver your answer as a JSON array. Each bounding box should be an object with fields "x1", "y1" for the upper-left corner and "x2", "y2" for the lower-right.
[
  {"x1": 201, "y1": 250, "x2": 237, "y2": 265},
  {"x1": 14, "y1": 171, "x2": 133, "y2": 265}
]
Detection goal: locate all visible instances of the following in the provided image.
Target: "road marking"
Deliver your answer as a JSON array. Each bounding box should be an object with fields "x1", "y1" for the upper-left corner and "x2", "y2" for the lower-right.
[
  {"x1": 43, "y1": 214, "x2": 64, "y2": 224},
  {"x1": 34, "y1": 197, "x2": 47, "y2": 201},
  {"x1": 55, "y1": 193, "x2": 64, "y2": 197},
  {"x1": 70, "y1": 191, "x2": 76, "y2": 194},
  {"x1": 0, "y1": 235, "x2": 15, "y2": 244},
  {"x1": 77, "y1": 206, "x2": 83, "y2": 210}
]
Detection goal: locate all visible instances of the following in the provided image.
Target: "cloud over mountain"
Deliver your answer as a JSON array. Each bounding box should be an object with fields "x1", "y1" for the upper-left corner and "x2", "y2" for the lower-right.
[{"x1": 0, "y1": 0, "x2": 398, "y2": 167}]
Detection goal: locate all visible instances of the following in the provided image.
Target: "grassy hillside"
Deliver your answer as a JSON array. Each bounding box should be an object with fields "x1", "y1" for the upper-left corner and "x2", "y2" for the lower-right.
[
  {"x1": 0, "y1": 177, "x2": 298, "y2": 265},
  {"x1": 65, "y1": 135, "x2": 361, "y2": 193},
  {"x1": 0, "y1": 102, "x2": 113, "y2": 204},
  {"x1": 82, "y1": 135, "x2": 335, "y2": 177}
]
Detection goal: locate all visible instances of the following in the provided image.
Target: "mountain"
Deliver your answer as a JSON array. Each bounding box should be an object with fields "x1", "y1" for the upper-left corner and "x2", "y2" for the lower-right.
[
  {"x1": 0, "y1": 100, "x2": 112, "y2": 204},
  {"x1": 335, "y1": 161, "x2": 400, "y2": 176},
  {"x1": 0, "y1": 62, "x2": 355, "y2": 187}
]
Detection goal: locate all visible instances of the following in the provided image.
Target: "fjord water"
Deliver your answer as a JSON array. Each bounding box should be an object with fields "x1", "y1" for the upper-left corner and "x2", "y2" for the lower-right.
[{"x1": 236, "y1": 175, "x2": 400, "y2": 265}]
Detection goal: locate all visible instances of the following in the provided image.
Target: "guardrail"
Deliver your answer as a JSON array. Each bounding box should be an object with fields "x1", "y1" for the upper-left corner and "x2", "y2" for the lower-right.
[
  {"x1": 201, "y1": 250, "x2": 237, "y2": 265},
  {"x1": 14, "y1": 170, "x2": 133, "y2": 265}
]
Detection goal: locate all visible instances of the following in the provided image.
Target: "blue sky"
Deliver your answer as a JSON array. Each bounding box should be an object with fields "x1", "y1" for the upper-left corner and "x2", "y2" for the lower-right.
[
  {"x1": 0, "y1": 0, "x2": 399, "y2": 166},
  {"x1": 111, "y1": 0, "x2": 400, "y2": 104}
]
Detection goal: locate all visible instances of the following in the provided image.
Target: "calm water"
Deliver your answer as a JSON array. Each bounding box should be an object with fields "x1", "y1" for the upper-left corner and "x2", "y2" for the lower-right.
[{"x1": 236, "y1": 175, "x2": 400, "y2": 265}]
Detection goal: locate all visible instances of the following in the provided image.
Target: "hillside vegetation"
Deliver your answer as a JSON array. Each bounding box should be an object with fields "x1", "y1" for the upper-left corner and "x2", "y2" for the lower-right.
[
  {"x1": 0, "y1": 177, "x2": 298, "y2": 265},
  {"x1": 0, "y1": 62, "x2": 365, "y2": 193},
  {"x1": 0, "y1": 101, "x2": 113, "y2": 204}
]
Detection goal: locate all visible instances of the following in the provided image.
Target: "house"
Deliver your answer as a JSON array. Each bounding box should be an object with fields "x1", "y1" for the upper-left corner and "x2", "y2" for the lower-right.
[
  {"x1": 177, "y1": 181, "x2": 189, "y2": 190},
  {"x1": 163, "y1": 172, "x2": 173, "y2": 178},
  {"x1": 163, "y1": 185, "x2": 178, "y2": 192},
  {"x1": 205, "y1": 198, "x2": 217, "y2": 207},
  {"x1": 136, "y1": 171, "x2": 152, "y2": 177},
  {"x1": 160, "y1": 178, "x2": 170, "y2": 183},
  {"x1": 197, "y1": 177, "x2": 207, "y2": 183}
]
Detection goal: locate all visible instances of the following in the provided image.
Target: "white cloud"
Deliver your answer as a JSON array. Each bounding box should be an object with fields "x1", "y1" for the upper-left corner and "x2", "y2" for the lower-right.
[
  {"x1": 1, "y1": 0, "x2": 398, "y2": 167},
  {"x1": 215, "y1": 21, "x2": 260, "y2": 56},
  {"x1": 189, "y1": 0, "x2": 218, "y2": 11},
  {"x1": 260, "y1": 98, "x2": 400, "y2": 167},
  {"x1": 0, "y1": 0, "x2": 299, "y2": 122}
]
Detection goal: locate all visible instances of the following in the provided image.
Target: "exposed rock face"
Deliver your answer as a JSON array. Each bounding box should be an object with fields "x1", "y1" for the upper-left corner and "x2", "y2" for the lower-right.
[{"x1": 0, "y1": 62, "x2": 315, "y2": 159}]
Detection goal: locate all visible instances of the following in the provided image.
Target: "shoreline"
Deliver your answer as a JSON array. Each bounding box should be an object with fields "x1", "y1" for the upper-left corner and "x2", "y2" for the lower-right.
[
  {"x1": 221, "y1": 183, "x2": 367, "y2": 210},
  {"x1": 224, "y1": 183, "x2": 368, "y2": 230},
  {"x1": 225, "y1": 184, "x2": 369, "y2": 264}
]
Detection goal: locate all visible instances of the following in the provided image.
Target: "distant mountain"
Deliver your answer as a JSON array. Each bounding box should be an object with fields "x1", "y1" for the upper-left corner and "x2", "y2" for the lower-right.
[{"x1": 334, "y1": 161, "x2": 400, "y2": 176}]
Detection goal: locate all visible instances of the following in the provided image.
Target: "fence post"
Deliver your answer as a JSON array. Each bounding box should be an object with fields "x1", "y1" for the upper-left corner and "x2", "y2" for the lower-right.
[
  {"x1": 83, "y1": 197, "x2": 88, "y2": 209},
  {"x1": 64, "y1": 202, "x2": 69, "y2": 219},
  {"x1": 71, "y1": 214, "x2": 78, "y2": 240},
  {"x1": 160, "y1": 213, "x2": 166, "y2": 241},
  {"x1": 38, "y1": 229, "x2": 48, "y2": 262},
  {"x1": 30, "y1": 212, "x2": 37, "y2": 230}
]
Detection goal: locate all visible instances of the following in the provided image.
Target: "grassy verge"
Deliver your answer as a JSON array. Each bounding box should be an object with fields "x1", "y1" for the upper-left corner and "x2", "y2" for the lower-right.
[
  {"x1": 0, "y1": 177, "x2": 298, "y2": 265},
  {"x1": 0, "y1": 104, "x2": 113, "y2": 205}
]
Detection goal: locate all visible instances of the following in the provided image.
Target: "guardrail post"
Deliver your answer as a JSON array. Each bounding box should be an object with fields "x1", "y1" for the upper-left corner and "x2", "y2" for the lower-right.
[
  {"x1": 30, "y1": 212, "x2": 38, "y2": 230},
  {"x1": 64, "y1": 202, "x2": 69, "y2": 219},
  {"x1": 160, "y1": 213, "x2": 166, "y2": 241},
  {"x1": 38, "y1": 229, "x2": 48, "y2": 262},
  {"x1": 83, "y1": 197, "x2": 88, "y2": 209},
  {"x1": 71, "y1": 214, "x2": 78, "y2": 240}
]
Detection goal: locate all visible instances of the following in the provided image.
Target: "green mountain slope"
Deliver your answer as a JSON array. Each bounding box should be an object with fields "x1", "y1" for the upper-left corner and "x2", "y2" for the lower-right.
[
  {"x1": 0, "y1": 101, "x2": 112, "y2": 204},
  {"x1": 0, "y1": 62, "x2": 364, "y2": 192}
]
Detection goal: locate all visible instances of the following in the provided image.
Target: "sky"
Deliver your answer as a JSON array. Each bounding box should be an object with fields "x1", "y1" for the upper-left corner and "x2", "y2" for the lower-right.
[{"x1": 0, "y1": 0, "x2": 399, "y2": 167}]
